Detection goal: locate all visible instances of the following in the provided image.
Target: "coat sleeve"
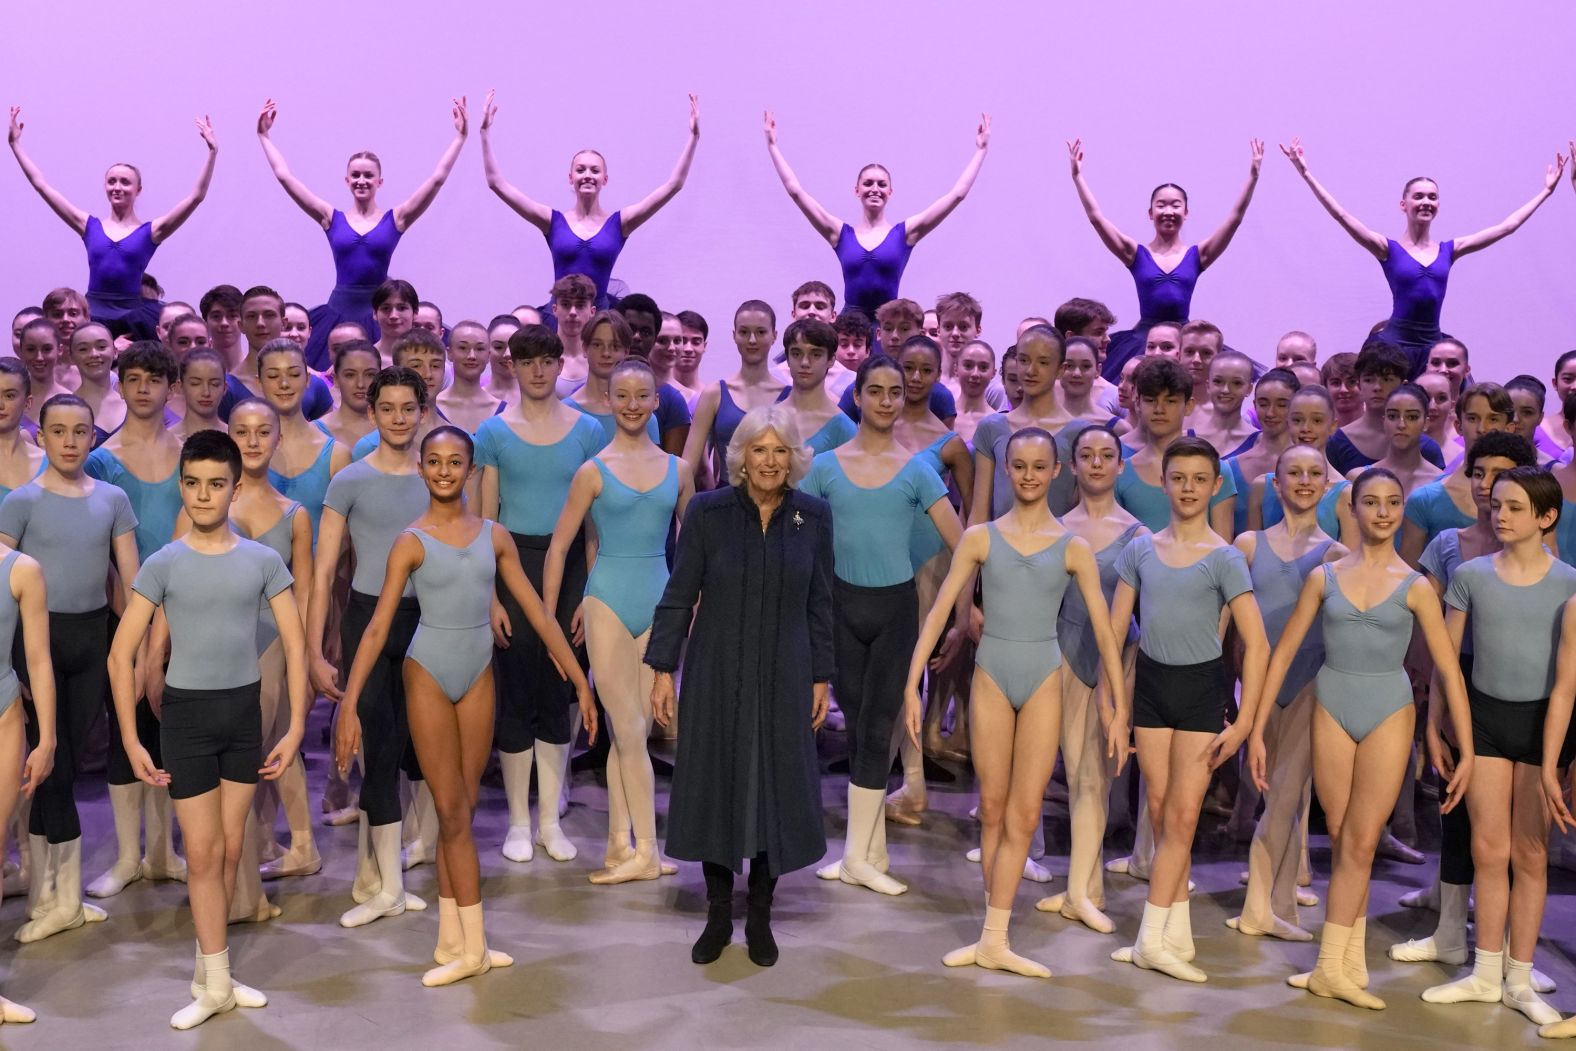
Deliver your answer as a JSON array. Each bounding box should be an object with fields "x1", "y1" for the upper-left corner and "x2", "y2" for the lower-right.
[
  {"x1": 644, "y1": 496, "x2": 709, "y2": 673},
  {"x1": 808, "y1": 504, "x2": 837, "y2": 683}
]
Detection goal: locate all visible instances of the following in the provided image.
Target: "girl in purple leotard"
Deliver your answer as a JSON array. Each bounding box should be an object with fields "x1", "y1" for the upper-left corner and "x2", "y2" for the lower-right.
[
  {"x1": 8, "y1": 107, "x2": 217, "y2": 342},
  {"x1": 256, "y1": 97, "x2": 470, "y2": 371},
  {"x1": 1282, "y1": 137, "x2": 1567, "y2": 379},
  {"x1": 1069, "y1": 137, "x2": 1263, "y2": 383},
  {"x1": 479, "y1": 90, "x2": 699, "y2": 309},
  {"x1": 764, "y1": 110, "x2": 991, "y2": 317}
]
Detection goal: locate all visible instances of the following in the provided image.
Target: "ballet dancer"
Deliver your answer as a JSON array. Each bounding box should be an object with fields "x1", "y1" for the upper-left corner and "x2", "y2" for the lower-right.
[
  {"x1": 1055, "y1": 337, "x2": 1114, "y2": 429},
  {"x1": 0, "y1": 362, "x2": 44, "y2": 499},
  {"x1": 338, "y1": 425, "x2": 592, "y2": 985},
  {"x1": 1505, "y1": 375, "x2": 1560, "y2": 460},
  {"x1": 1345, "y1": 384, "x2": 1441, "y2": 498},
  {"x1": 220, "y1": 287, "x2": 334, "y2": 422},
  {"x1": 971, "y1": 326, "x2": 1080, "y2": 522},
  {"x1": 257, "y1": 95, "x2": 469, "y2": 370},
  {"x1": 172, "y1": 348, "x2": 227, "y2": 439},
  {"x1": 683, "y1": 301, "x2": 786, "y2": 488},
  {"x1": 1281, "y1": 137, "x2": 1566, "y2": 376},
  {"x1": 765, "y1": 109, "x2": 990, "y2": 318},
  {"x1": 566, "y1": 312, "x2": 664, "y2": 445},
  {"x1": 1399, "y1": 383, "x2": 1513, "y2": 563},
  {"x1": 110, "y1": 430, "x2": 308, "y2": 1028},
  {"x1": 1068, "y1": 137, "x2": 1263, "y2": 381},
  {"x1": 484, "y1": 315, "x2": 522, "y2": 406},
  {"x1": 1537, "y1": 350, "x2": 1576, "y2": 458},
  {"x1": 318, "y1": 340, "x2": 379, "y2": 450},
  {"x1": 9, "y1": 307, "x2": 41, "y2": 355},
  {"x1": 480, "y1": 90, "x2": 699, "y2": 308},
  {"x1": 309, "y1": 367, "x2": 433, "y2": 927},
  {"x1": 778, "y1": 318, "x2": 855, "y2": 455},
  {"x1": 1189, "y1": 351, "x2": 1258, "y2": 458},
  {"x1": 0, "y1": 394, "x2": 139, "y2": 943},
  {"x1": 66, "y1": 323, "x2": 126, "y2": 442},
  {"x1": 544, "y1": 359, "x2": 694, "y2": 883},
  {"x1": 370, "y1": 280, "x2": 419, "y2": 365},
  {"x1": 953, "y1": 340, "x2": 998, "y2": 445},
  {"x1": 1327, "y1": 343, "x2": 1446, "y2": 474},
  {"x1": 16, "y1": 320, "x2": 70, "y2": 424},
  {"x1": 1254, "y1": 467, "x2": 1473, "y2": 1009},
  {"x1": 1109, "y1": 436, "x2": 1268, "y2": 982},
  {"x1": 1417, "y1": 371, "x2": 1459, "y2": 463},
  {"x1": 435, "y1": 321, "x2": 503, "y2": 433},
  {"x1": 198, "y1": 285, "x2": 244, "y2": 372},
  {"x1": 8, "y1": 106, "x2": 216, "y2": 340},
  {"x1": 351, "y1": 331, "x2": 450, "y2": 460},
  {"x1": 1115, "y1": 358, "x2": 1236, "y2": 537},
  {"x1": 281, "y1": 302, "x2": 311, "y2": 349},
  {"x1": 674, "y1": 309, "x2": 710, "y2": 404},
  {"x1": 803, "y1": 355, "x2": 964, "y2": 895},
  {"x1": 257, "y1": 340, "x2": 351, "y2": 540},
  {"x1": 1247, "y1": 385, "x2": 1358, "y2": 546},
  {"x1": 1224, "y1": 368, "x2": 1299, "y2": 536},
  {"x1": 1321, "y1": 352, "x2": 1363, "y2": 428},
  {"x1": 475, "y1": 324, "x2": 604, "y2": 864}
]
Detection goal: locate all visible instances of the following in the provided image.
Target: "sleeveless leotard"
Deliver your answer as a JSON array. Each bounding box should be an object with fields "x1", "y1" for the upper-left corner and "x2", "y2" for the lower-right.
[
  {"x1": 84, "y1": 448, "x2": 180, "y2": 563},
  {"x1": 977, "y1": 526, "x2": 1071, "y2": 709},
  {"x1": 547, "y1": 210, "x2": 626, "y2": 308},
  {"x1": 1251, "y1": 535, "x2": 1334, "y2": 707},
  {"x1": 219, "y1": 372, "x2": 333, "y2": 423},
  {"x1": 1260, "y1": 476, "x2": 1350, "y2": 541},
  {"x1": 909, "y1": 432, "x2": 958, "y2": 570},
  {"x1": 1378, "y1": 239, "x2": 1454, "y2": 377},
  {"x1": 1325, "y1": 430, "x2": 1445, "y2": 475},
  {"x1": 1315, "y1": 565, "x2": 1419, "y2": 741},
  {"x1": 246, "y1": 501, "x2": 300, "y2": 652},
  {"x1": 585, "y1": 457, "x2": 680, "y2": 637},
  {"x1": 83, "y1": 217, "x2": 161, "y2": 340},
  {"x1": 304, "y1": 210, "x2": 403, "y2": 371},
  {"x1": 0, "y1": 551, "x2": 22, "y2": 715},
  {"x1": 1100, "y1": 244, "x2": 1202, "y2": 381},
  {"x1": 835, "y1": 222, "x2": 912, "y2": 316},
  {"x1": 406, "y1": 526, "x2": 498, "y2": 701},
  {"x1": 268, "y1": 422, "x2": 338, "y2": 540},
  {"x1": 1058, "y1": 522, "x2": 1143, "y2": 689}
]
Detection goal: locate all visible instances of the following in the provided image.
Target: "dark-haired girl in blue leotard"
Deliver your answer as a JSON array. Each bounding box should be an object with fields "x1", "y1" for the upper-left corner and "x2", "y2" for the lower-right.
[
  {"x1": 683, "y1": 302, "x2": 788, "y2": 490},
  {"x1": 1069, "y1": 137, "x2": 1263, "y2": 382},
  {"x1": 8, "y1": 107, "x2": 216, "y2": 341},
  {"x1": 765, "y1": 110, "x2": 990, "y2": 317},
  {"x1": 1281, "y1": 137, "x2": 1567, "y2": 378},
  {"x1": 480, "y1": 90, "x2": 699, "y2": 309},
  {"x1": 256, "y1": 97, "x2": 469, "y2": 371}
]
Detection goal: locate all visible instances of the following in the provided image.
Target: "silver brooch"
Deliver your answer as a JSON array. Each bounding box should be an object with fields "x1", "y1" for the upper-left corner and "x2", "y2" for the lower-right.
[{"x1": 792, "y1": 511, "x2": 804, "y2": 530}]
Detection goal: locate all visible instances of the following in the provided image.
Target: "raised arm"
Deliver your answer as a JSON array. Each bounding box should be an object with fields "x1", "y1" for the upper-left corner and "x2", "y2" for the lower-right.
[
  {"x1": 8, "y1": 107, "x2": 89, "y2": 236},
  {"x1": 904, "y1": 114, "x2": 991, "y2": 244},
  {"x1": 1279, "y1": 137, "x2": 1388, "y2": 260},
  {"x1": 256, "y1": 99, "x2": 334, "y2": 228},
  {"x1": 1196, "y1": 139, "x2": 1264, "y2": 269},
  {"x1": 392, "y1": 96, "x2": 469, "y2": 231},
  {"x1": 764, "y1": 111, "x2": 841, "y2": 245},
  {"x1": 1067, "y1": 138, "x2": 1139, "y2": 267},
  {"x1": 477, "y1": 89, "x2": 551, "y2": 233},
  {"x1": 620, "y1": 95, "x2": 699, "y2": 236},
  {"x1": 150, "y1": 116, "x2": 217, "y2": 243},
  {"x1": 1452, "y1": 153, "x2": 1568, "y2": 257}
]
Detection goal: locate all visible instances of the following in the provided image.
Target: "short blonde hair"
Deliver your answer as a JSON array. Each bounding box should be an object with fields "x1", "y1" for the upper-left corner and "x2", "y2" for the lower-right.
[{"x1": 725, "y1": 405, "x2": 813, "y2": 488}]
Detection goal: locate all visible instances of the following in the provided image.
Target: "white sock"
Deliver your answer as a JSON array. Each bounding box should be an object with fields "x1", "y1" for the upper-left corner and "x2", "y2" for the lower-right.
[
  {"x1": 1423, "y1": 947, "x2": 1504, "y2": 1004},
  {"x1": 975, "y1": 904, "x2": 1050, "y2": 978},
  {"x1": 340, "y1": 822, "x2": 425, "y2": 927},
  {"x1": 1137, "y1": 901, "x2": 1170, "y2": 960},
  {"x1": 1389, "y1": 881, "x2": 1469, "y2": 964},
  {"x1": 533, "y1": 740, "x2": 576, "y2": 861},
  {"x1": 171, "y1": 949, "x2": 235, "y2": 1029},
  {"x1": 1164, "y1": 898, "x2": 1195, "y2": 961},
  {"x1": 836, "y1": 786, "x2": 905, "y2": 895},
  {"x1": 424, "y1": 902, "x2": 512, "y2": 986},
  {"x1": 499, "y1": 750, "x2": 535, "y2": 862},
  {"x1": 87, "y1": 782, "x2": 144, "y2": 897}
]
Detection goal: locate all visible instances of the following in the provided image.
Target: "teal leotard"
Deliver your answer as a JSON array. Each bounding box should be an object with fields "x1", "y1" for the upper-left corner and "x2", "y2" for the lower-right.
[
  {"x1": 85, "y1": 447, "x2": 180, "y2": 562},
  {"x1": 909, "y1": 432, "x2": 958, "y2": 570},
  {"x1": 474, "y1": 414, "x2": 605, "y2": 536},
  {"x1": 801, "y1": 452, "x2": 946, "y2": 587},
  {"x1": 585, "y1": 457, "x2": 680, "y2": 637},
  {"x1": 268, "y1": 421, "x2": 337, "y2": 540}
]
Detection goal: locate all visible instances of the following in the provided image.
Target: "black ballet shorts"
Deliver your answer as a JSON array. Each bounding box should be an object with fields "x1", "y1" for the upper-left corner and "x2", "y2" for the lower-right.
[
  {"x1": 159, "y1": 681, "x2": 264, "y2": 799},
  {"x1": 1133, "y1": 651, "x2": 1228, "y2": 734},
  {"x1": 1467, "y1": 680, "x2": 1576, "y2": 767}
]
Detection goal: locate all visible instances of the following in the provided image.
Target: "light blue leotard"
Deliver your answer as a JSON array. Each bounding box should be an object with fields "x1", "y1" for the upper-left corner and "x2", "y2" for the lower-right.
[
  {"x1": 971, "y1": 413, "x2": 1085, "y2": 519},
  {"x1": 245, "y1": 502, "x2": 300, "y2": 653},
  {"x1": 1058, "y1": 522, "x2": 1143, "y2": 688},
  {"x1": 801, "y1": 453, "x2": 947, "y2": 588},
  {"x1": 1260, "y1": 476, "x2": 1349, "y2": 541},
  {"x1": 0, "y1": 460, "x2": 46, "y2": 504},
  {"x1": 1115, "y1": 535, "x2": 1253, "y2": 665},
  {"x1": 909, "y1": 432, "x2": 958, "y2": 571},
  {"x1": 268, "y1": 422, "x2": 337, "y2": 540},
  {"x1": 0, "y1": 551, "x2": 21, "y2": 716},
  {"x1": 1446, "y1": 557, "x2": 1576, "y2": 701},
  {"x1": 406, "y1": 526, "x2": 498, "y2": 701},
  {"x1": 585, "y1": 457, "x2": 680, "y2": 636},
  {"x1": 1315, "y1": 564, "x2": 1419, "y2": 741},
  {"x1": 85, "y1": 447, "x2": 180, "y2": 562},
  {"x1": 1250, "y1": 534, "x2": 1334, "y2": 707},
  {"x1": 1404, "y1": 480, "x2": 1474, "y2": 550},
  {"x1": 1557, "y1": 501, "x2": 1576, "y2": 571},
  {"x1": 474, "y1": 414, "x2": 605, "y2": 536},
  {"x1": 1226, "y1": 456, "x2": 1252, "y2": 536},
  {"x1": 805, "y1": 413, "x2": 856, "y2": 455},
  {"x1": 1114, "y1": 461, "x2": 1238, "y2": 532},
  {"x1": 569, "y1": 400, "x2": 661, "y2": 446},
  {"x1": 977, "y1": 526, "x2": 1071, "y2": 709}
]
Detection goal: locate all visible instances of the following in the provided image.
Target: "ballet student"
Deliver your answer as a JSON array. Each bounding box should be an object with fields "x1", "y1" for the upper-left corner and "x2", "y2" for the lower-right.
[
  {"x1": 9, "y1": 306, "x2": 42, "y2": 355},
  {"x1": 1322, "y1": 352, "x2": 1363, "y2": 428},
  {"x1": 1417, "y1": 371, "x2": 1459, "y2": 462},
  {"x1": 435, "y1": 320, "x2": 504, "y2": 433},
  {"x1": 1068, "y1": 137, "x2": 1263, "y2": 381},
  {"x1": 351, "y1": 331, "x2": 451, "y2": 460},
  {"x1": 199, "y1": 284, "x2": 244, "y2": 372},
  {"x1": 281, "y1": 302, "x2": 311, "y2": 348},
  {"x1": 83, "y1": 342, "x2": 188, "y2": 899},
  {"x1": 172, "y1": 348, "x2": 227, "y2": 439},
  {"x1": 1229, "y1": 447, "x2": 1344, "y2": 942},
  {"x1": 484, "y1": 314, "x2": 522, "y2": 405},
  {"x1": 1281, "y1": 137, "x2": 1567, "y2": 376},
  {"x1": 1116, "y1": 358, "x2": 1237, "y2": 537},
  {"x1": 109, "y1": 430, "x2": 308, "y2": 1029},
  {"x1": 1248, "y1": 385, "x2": 1357, "y2": 545},
  {"x1": 544, "y1": 359, "x2": 694, "y2": 884},
  {"x1": 370, "y1": 280, "x2": 419, "y2": 364},
  {"x1": 1347, "y1": 383, "x2": 1443, "y2": 498},
  {"x1": 566, "y1": 311, "x2": 667, "y2": 447},
  {"x1": 1399, "y1": 382, "x2": 1513, "y2": 563},
  {"x1": 971, "y1": 326, "x2": 1078, "y2": 521},
  {"x1": 475, "y1": 324, "x2": 604, "y2": 864},
  {"x1": 0, "y1": 361, "x2": 44, "y2": 499},
  {"x1": 1504, "y1": 375, "x2": 1560, "y2": 461},
  {"x1": 765, "y1": 109, "x2": 990, "y2": 317},
  {"x1": 1327, "y1": 343, "x2": 1446, "y2": 474},
  {"x1": 1420, "y1": 468, "x2": 1576, "y2": 1026},
  {"x1": 802, "y1": 355, "x2": 964, "y2": 896},
  {"x1": 1189, "y1": 351, "x2": 1258, "y2": 458},
  {"x1": 338, "y1": 426, "x2": 593, "y2": 986},
  {"x1": 777, "y1": 317, "x2": 856, "y2": 454},
  {"x1": 683, "y1": 301, "x2": 787, "y2": 488},
  {"x1": 1537, "y1": 350, "x2": 1576, "y2": 458},
  {"x1": 8, "y1": 106, "x2": 216, "y2": 340},
  {"x1": 66, "y1": 323, "x2": 127, "y2": 442},
  {"x1": 909, "y1": 427, "x2": 1127, "y2": 977},
  {"x1": 0, "y1": 394, "x2": 139, "y2": 943},
  {"x1": 1252, "y1": 467, "x2": 1473, "y2": 1010},
  {"x1": 308, "y1": 367, "x2": 433, "y2": 928},
  {"x1": 258, "y1": 339, "x2": 351, "y2": 540},
  {"x1": 256, "y1": 95, "x2": 469, "y2": 370},
  {"x1": 952, "y1": 340, "x2": 998, "y2": 445},
  {"x1": 219, "y1": 287, "x2": 334, "y2": 422},
  {"x1": 17, "y1": 319, "x2": 71, "y2": 423},
  {"x1": 318, "y1": 340, "x2": 380, "y2": 450},
  {"x1": 1108, "y1": 436, "x2": 1268, "y2": 983},
  {"x1": 1224, "y1": 367, "x2": 1299, "y2": 536},
  {"x1": 480, "y1": 90, "x2": 699, "y2": 309}
]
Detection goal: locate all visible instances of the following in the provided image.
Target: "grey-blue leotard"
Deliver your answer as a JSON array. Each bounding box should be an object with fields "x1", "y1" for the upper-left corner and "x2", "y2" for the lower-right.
[
  {"x1": 1251, "y1": 534, "x2": 1335, "y2": 707},
  {"x1": 245, "y1": 503, "x2": 301, "y2": 653},
  {"x1": 1058, "y1": 522, "x2": 1143, "y2": 689},
  {"x1": 406, "y1": 526, "x2": 497, "y2": 702},
  {"x1": 132, "y1": 538, "x2": 293, "y2": 690},
  {"x1": 0, "y1": 481, "x2": 138, "y2": 612},
  {"x1": 977, "y1": 526, "x2": 1071, "y2": 710},
  {"x1": 1315, "y1": 564, "x2": 1419, "y2": 741},
  {"x1": 1445, "y1": 557, "x2": 1576, "y2": 702},
  {"x1": 1115, "y1": 535, "x2": 1253, "y2": 665},
  {"x1": 322, "y1": 462, "x2": 429, "y2": 597},
  {"x1": 0, "y1": 551, "x2": 22, "y2": 716}
]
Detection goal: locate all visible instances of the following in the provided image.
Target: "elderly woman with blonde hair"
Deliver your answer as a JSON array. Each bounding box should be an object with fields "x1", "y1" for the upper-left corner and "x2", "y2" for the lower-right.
[{"x1": 647, "y1": 405, "x2": 835, "y2": 969}]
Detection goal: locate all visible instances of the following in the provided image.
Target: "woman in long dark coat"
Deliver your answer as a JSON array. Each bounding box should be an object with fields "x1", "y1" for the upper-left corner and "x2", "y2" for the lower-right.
[{"x1": 648, "y1": 404, "x2": 835, "y2": 969}]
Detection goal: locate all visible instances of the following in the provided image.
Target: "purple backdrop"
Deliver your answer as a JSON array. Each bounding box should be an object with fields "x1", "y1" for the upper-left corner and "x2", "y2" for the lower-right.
[{"x1": 1, "y1": 0, "x2": 1571, "y2": 385}]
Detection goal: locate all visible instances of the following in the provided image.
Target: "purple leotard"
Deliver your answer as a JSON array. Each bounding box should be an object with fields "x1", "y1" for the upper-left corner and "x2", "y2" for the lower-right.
[
  {"x1": 835, "y1": 222, "x2": 913, "y2": 316},
  {"x1": 303, "y1": 210, "x2": 403, "y2": 371},
  {"x1": 1100, "y1": 244, "x2": 1202, "y2": 381},
  {"x1": 1377, "y1": 238, "x2": 1453, "y2": 378},
  {"x1": 548, "y1": 210, "x2": 625, "y2": 307},
  {"x1": 84, "y1": 217, "x2": 162, "y2": 340}
]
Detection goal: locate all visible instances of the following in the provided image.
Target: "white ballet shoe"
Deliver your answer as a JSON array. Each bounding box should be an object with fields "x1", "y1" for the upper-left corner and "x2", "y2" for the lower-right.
[
  {"x1": 501, "y1": 825, "x2": 535, "y2": 864},
  {"x1": 0, "y1": 995, "x2": 35, "y2": 1023},
  {"x1": 535, "y1": 825, "x2": 577, "y2": 862},
  {"x1": 1226, "y1": 914, "x2": 1313, "y2": 942},
  {"x1": 1508, "y1": 986, "x2": 1562, "y2": 1027},
  {"x1": 1021, "y1": 858, "x2": 1053, "y2": 884},
  {"x1": 1042, "y1": 893, "x2": 1115, "y2": 934},
  {"x1": 85, "y1": 858, "x2": 143, "y2": 899},
  {"x1": 1118, "y1": 943, "x2": 1206, "y2": 983},
  {"x1": 1422, "y1": 972, "x2": 1502, "y2": 1004},
  {"x1": 836, "y1": 859, "x2": 907, "y2": 896},
  {"x1": 172, "y1": 950, "x2": 237, "y2": 1030},
  {"x1": 339, "y1": 891, "x2": 426, "y2": 928},
  {"x1": 422, "y1": 904, "x2": 504, "y2": 987},
  {"x1": 258, "y1": 845, "x2": 323, "y2": 880}
]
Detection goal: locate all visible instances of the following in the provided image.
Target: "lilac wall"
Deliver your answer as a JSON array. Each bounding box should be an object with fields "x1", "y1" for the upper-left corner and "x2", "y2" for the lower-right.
[{"x1": 2, "y1": 0, "x2": 1572, "y2": 385}]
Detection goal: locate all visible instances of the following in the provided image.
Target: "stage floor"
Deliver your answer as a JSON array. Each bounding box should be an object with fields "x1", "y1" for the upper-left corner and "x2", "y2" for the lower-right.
[{"x1": 2, "y1": 725, "x2": 1571, "y2": 1050}]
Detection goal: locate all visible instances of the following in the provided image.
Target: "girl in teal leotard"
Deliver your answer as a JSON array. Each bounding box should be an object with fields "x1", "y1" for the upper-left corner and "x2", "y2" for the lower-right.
[
  {"x1": 908, "y1": 428, "x2": 1126, "y2": 980},
  {"x1": 1255, "y1": 468, "x2": 1472, "y2": 1010},
  {"x1": 259, "y1": 340, "x2": 350, "y2": 540},
  {"x1": 0, "y1": 362, "x2": 45, "y2": 502},
  {"x1": 546, "y1": 359, "x2": 694, "y2": 885},
  {"x1": 338, "y1": 427, "x2": 593, "y2": 988}
]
